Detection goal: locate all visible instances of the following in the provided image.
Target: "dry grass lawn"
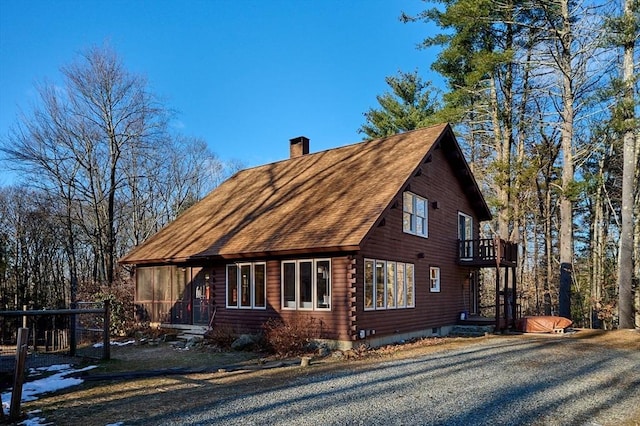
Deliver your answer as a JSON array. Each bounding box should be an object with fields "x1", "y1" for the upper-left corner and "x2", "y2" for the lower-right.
[{"x1": 15, "y1": 329, "x2": 640, "y2": 425}]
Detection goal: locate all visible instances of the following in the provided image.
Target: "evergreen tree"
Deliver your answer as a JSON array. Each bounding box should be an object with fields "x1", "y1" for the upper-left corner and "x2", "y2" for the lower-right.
[{"x1": 358, "y1": 70, "x2": 441, "y2": 139}]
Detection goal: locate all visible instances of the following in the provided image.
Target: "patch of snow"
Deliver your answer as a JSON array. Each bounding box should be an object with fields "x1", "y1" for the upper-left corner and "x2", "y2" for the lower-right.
[
  {"x1": 37, "y1": 364, "x2": 74, "y2": 372},
  {"x1": 16, "y1": 409, "x2": 53, "y2": 425},
  {"x1": 28, "y1": 364, "x2": 73, "y2": 376},
  {"x1": 1, "y1": 364, "x2": 96, "y2": 419},
  {"x1": 93, "y1": 339, "x2": 135, "y2": 348},
  {"x1": 19, "y1": 415, "x2": 53, "y2": 425}
]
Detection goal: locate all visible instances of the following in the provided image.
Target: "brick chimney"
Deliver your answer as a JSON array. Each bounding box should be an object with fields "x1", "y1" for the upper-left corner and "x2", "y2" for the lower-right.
[{"x1": 289, "y1": 136, "x2": 310, "y2": 158}]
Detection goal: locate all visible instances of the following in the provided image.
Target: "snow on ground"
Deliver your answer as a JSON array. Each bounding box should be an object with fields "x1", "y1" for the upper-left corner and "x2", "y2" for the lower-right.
[
  {"x1": 93, "y1": 339, "x2": 135, "y2": 348},
  {"x1": 19, "y1": 410, "x2": 50, "y2": 426},
  {"x1": 1, "y1": 363, "x2": 96, "y2": 424}
]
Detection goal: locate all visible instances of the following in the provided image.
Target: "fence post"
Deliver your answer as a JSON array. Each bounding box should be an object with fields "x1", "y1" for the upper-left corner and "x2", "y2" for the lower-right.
[
  {"x1": 102, "y1": 300, "x2": 110, "y2": 360},
  {"x1": 10, "y1": 327, "x2": 29, "y2": 421},
  {"x1": 69, "y1": 302, "x2": 76, "y2": 357}
]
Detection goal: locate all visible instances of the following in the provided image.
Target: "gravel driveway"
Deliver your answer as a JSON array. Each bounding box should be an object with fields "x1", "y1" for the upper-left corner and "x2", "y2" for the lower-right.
[{"x1": 155, "y1": 335, "x2": 639, "y2": 426}]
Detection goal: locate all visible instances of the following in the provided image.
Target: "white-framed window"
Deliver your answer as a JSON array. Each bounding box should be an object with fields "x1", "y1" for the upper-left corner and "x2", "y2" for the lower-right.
[
  {"x1": 458, "y1": 212, "x2": 473, "y2": 259},
  {"x1": 403, "y1": 191, "x2": 428, "y2": 237},
  {"x1": 281, "y1": 259, "x2": 331, "y2": 310},
  {"x1": 430, "y1": 266, "x2": 441, "y2": 293},
  {"x1": 386, "y1": 262, "x2": 395, "y2": 309},
  {"x1": 364, "y1": 258, "x2": 415, "y2": 310},
  {"x1": 406, "y1": 263, "x2": 415, "y2": 307},
  {"x1": 226, "y1": 262, "x2": 266, "y2": 309}
]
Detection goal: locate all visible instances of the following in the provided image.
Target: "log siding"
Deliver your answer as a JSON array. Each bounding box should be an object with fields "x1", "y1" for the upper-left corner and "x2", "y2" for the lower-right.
[
  {"x1": 126, "y1": 125, "x2": 508, "y2": 347},
  {"x1": 356, "y1": 142, "x2": 477, "y2": 338}
]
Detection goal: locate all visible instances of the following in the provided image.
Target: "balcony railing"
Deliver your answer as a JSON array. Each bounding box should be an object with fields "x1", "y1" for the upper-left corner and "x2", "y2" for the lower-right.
[{"x1": 458, "y1": 238, "x2": 518, "y2": 266}]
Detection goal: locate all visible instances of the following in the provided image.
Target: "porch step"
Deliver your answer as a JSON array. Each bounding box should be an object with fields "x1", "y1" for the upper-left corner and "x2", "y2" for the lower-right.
[
  {"x1": 159, "y1": 324, "x2": 209, "y2": 343},
  {"x1": 448, "y1": 325, "x2": 494, "y2": 337},
  {"x1": 177, "y1": 333, "x2": 204, "y2": 342},
  {"x1": 160, "y1": 324, "x2": 209, "y2": 332}
]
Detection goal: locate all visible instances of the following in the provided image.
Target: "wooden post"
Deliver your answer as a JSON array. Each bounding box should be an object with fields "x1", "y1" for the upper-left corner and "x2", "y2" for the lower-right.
[
  {"x1": 512, "y1": 266, "x2": 518, "y2": 329},
  {"x1": 504, "y1": 267, "x2": 509, "y2": 327},
  {"x1": 102, "y1": 300, "x2": 110, "y2": 360},
  {"x1": 495, "y1": 267, "x2": 501, "y2": 331},
  {"x1": 69, "y1": 302, "x2": 76, "y2": 357},
  {"x1": 10, "y1": 327, "x2": 29, "y2": 421}
]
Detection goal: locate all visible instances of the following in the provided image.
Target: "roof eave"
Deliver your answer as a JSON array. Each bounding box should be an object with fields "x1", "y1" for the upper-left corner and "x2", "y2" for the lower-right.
[
  {"x1": 119, "y1": 244, "x2": 362, "y2": 265},
  {"x1": 441, "y1": 125, "x2": 492, "y2": 222}
]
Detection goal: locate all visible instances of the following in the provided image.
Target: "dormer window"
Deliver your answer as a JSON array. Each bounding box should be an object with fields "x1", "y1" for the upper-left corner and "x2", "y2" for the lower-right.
[{"x1": 403, "y1": 191, "x2": 428, "y2": 237}]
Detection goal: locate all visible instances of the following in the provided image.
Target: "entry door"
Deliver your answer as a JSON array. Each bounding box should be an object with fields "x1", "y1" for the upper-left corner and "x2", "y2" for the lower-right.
[
  {"x1": 171, "y1": 267, "x2": 190, "y2": 324},
  {"x1": 469, "y1": 271, "x2": 479, "y2": 315},
  {"x1": 192, "y1": 268, "x2": 213, "y2": 325}
]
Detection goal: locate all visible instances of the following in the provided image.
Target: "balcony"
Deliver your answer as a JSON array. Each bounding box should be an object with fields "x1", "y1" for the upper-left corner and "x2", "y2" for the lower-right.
[{"x1": 458, "y1": 238, "x2": 518, "y2": 267}]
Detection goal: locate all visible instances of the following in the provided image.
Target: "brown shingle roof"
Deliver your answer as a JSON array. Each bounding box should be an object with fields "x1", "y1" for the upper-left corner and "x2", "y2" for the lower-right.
[{"x1": 120, "y1": 123, "x2": 489, "y2": 264}]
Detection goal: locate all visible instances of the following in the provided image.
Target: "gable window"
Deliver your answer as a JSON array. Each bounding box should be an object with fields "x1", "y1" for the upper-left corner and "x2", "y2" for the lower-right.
[
  {"x1": 226, "y1": 262, "x2": 266, "y2": 309},
  {"x1": 459, "y1": 212, "x2": 473, "y2": 259},
  {"x1": 430, "y1": 266, "x2": 441, "y2": 293},
  {"x1": 364, "y1": 258, "x2": 415, "y2": 310},
  {"x1": 282, "y1": 259, "x2": 331, "y2": 310},
  {"x1": 403, "y1": 191, "x2": 428, "y2": 237}
]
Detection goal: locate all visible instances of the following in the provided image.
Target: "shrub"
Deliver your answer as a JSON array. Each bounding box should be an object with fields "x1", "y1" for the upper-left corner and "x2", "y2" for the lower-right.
[
  {"x1": 204, "y1": 323, "x2": 238, "y2": 349},
  {"x1": 78, "y1": 275, "x2": 135, "y2": 337},
  {"x1": 262, "y1": 315, "x2": 320, "y2": 358}
]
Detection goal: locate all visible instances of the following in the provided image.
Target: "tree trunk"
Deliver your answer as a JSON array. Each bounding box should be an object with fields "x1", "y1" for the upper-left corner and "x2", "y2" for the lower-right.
[
  {"x1": 558, "y1": 0, "x2": 574, "y2": 320},
  {"x1": 591, "y1": 157, "x2": 605, "y2": 328},
  {"x1": 635, "y1": 135, "x2": 640, "y2": 327},
  {"x1": 490, "y1": 77, "x2": 510, "y2": 240},
  {"x1": 543, "y1": 169, "x2": 553, "y2": 315},
  {"x1": 617, "y1": 0, "x2": 636, "y2": 329}
]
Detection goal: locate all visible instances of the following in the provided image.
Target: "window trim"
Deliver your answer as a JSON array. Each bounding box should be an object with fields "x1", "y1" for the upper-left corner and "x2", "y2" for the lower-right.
[
  {"x1": 403, "y1": 191, "x2": 428, "y2": 238},
  {"x1": 365, "y1": 258, "x2": 415, "y2": 311},
  {"x1": 281, "y1": 258, "x2": 331, "y2": 311},
  {"x1": 226, "y1": 262, "x2": 267, "y2": 310},
  {"x1": 430, "y1": 266, "x2": 441, "y2": 293}
]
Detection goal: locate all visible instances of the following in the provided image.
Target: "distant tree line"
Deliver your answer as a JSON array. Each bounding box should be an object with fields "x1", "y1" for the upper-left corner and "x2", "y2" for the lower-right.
[
  {"x1": 0, "y1": 46, "x2": 241, "y2": 315},
  {"x1": 1, "y1": 0, "x2": 636, "y2": 332},
  {"x1": 361, "y1": 0, "x2": 638, "y2": 328}
]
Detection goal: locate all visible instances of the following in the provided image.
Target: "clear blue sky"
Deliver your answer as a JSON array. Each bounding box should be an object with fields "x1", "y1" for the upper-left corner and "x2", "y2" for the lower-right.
[{"x1": 0, "y1": 0, "x2": 444, "y2": 184}]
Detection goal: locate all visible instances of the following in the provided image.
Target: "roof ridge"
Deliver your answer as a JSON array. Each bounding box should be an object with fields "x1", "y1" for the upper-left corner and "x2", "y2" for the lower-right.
[
  {"x1": 234, "y1": 123, "x2": 450, "y2": 174},
  {"x1": 120, "y1": 123, "x2": 463, "y2": 264}
]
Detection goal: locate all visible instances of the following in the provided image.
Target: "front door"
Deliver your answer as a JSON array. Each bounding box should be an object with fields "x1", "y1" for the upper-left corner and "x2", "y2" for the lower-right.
[
  {"x1": 171, "y1": 267, "x2": 190, "y2": 324},
  {"x1": 192, "y1": 268, "x2": 213, "y2": 325}
]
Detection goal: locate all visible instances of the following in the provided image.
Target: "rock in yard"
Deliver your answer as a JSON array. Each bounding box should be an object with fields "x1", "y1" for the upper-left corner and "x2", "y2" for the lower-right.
[
  {"x1": 170, "y1": 341, "x2": 186, "y2": 349},
  {"x1": 231, "y1": 334, "x2": 255, "y2": 350},
  {"x1": 317, "y1": 346, "x2": 331, "y2": 357}
]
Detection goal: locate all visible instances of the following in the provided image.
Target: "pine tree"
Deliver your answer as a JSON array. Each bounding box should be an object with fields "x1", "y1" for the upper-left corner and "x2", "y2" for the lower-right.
[{"x1": 358, "y1": 70, "x2": 441, "y2": 139}]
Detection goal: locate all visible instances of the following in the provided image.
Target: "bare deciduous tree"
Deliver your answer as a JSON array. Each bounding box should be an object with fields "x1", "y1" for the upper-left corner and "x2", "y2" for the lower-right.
[{"x1": 1, "y1": 45, "x2": 227, "y2": 307}]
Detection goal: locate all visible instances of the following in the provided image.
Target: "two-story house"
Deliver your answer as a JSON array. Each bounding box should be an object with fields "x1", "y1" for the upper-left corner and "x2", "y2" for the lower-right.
[{"x1": 119, "y1": 123, "x2": 518, "y2": 348}]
